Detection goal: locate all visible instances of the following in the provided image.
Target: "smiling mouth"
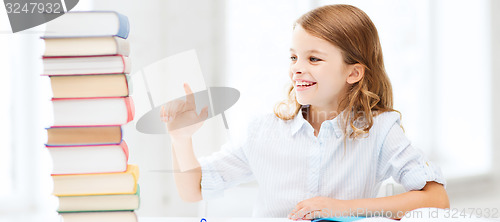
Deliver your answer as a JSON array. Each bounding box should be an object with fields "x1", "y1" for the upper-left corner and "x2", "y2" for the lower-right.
[
  {"x1": 296, "y1": 82, "x2": 316, "y2": 87},
  {"x1": 295, "y1": 82, "x2": 317, "y2": 90}
]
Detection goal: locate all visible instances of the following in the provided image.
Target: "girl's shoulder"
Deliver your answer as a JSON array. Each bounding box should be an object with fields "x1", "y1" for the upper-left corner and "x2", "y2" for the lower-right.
[
  {"x1": 370, "y1": 110, "x2": 404, "y2": 142},
  {"x1": 372, "y1": 110, "x2": 402, "y2": 126}
]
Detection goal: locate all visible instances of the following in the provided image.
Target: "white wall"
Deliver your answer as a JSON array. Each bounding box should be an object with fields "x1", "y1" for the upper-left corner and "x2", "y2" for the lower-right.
[{"x1": 491, "y1": 0, "x2": 500, "y2": 184}]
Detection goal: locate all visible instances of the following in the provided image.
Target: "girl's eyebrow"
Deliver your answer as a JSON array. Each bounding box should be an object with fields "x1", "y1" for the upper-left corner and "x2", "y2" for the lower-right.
[{"x1": 289, "y1": 48, "x2": 327, "y2": 56}]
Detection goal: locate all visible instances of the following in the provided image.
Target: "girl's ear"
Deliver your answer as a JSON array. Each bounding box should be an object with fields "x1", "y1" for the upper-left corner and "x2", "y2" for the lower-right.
[{"x1": 346, "y1": 63, "x2": 365, "y2": 84}]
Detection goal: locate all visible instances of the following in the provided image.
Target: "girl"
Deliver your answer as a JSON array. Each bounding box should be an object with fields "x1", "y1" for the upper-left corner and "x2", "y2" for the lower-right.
[{"x1": 161, "y1": 4, "x2": 449, "y2": 220}]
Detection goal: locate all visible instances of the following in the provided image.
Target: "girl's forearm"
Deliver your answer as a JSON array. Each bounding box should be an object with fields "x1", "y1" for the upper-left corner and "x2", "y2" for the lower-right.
[
  {"x1": 346, "y1": 182, "x2": 449, "y2": 219},
  {"x1": 171, "y1": 137, "x2": 202, "y2": 202}
]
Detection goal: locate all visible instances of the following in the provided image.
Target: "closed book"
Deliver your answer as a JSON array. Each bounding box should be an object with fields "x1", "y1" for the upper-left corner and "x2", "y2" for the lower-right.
[
  {"x1": 57, "y1": 185, "x2": 140, "y2": 213},
  {"x1": 53, "y1": 164, "x2": 139, "y2": 196},
  {"x1": 59, "y1": 211, "x2": 137, "y2": 222},
  {"x1": 44, "y1": 11, "x2": 129, "y2": 39},
  {"x1": 48, "y1": 141, "x2": 129, "y2": 175},
  {"x1": 42, "y1": 55, "x2": 131, "y2": 75},
  {"x1": 46, "y1": 125, "x2": 122, "y2": 146},
  {"x1": 52, "y1": 97, "x2": 134, "y2": 126},
  {"x1": 43, "y1": 36, "x2": 130, "y2": 57},
  {"x1": 50, "y1": 74, "x2": 130, "y2": 98}
]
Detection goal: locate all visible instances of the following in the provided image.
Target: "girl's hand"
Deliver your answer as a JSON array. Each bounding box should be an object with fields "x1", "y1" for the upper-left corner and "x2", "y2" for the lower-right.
[
  {"x1": 160, "y1": 83, "x2": 209, "y2": 140},
  {"x1": 288, "y1": 196, "x2": 352, "y2": 220}
]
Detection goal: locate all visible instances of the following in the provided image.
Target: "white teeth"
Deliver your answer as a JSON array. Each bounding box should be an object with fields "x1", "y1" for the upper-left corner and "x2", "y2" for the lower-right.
[{"x1": 296, "y1": 81, "x2": 315, "y2": 86}]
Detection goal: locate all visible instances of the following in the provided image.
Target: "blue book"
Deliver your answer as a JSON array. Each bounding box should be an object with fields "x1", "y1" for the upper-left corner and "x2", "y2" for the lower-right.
[
  {"x1": 312, "y1": 217, "x2": 366, "y2": 222},
  {"x1": 44, "y1": 11, "x2": 129, "y2": 39}
]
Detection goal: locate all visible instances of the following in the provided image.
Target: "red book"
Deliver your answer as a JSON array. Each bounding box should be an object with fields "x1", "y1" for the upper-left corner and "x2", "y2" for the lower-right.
[
  {"x1": 47, "y1": 141, "x2": 129, "y2": 175},
  {"x1": 52, "y1": 97, "x2": 134, "y2": 126}
]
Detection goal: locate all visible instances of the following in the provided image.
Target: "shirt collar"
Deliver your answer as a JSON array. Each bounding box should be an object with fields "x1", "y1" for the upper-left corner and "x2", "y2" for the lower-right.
[{"x1": 290, "y1": 105, "x2": 343, "y2": 138}]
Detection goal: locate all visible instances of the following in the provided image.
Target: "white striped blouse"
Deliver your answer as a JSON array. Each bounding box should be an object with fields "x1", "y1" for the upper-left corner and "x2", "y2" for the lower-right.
[{"x1": 198, "y1": 105, "x2": 446, "y2": 217}]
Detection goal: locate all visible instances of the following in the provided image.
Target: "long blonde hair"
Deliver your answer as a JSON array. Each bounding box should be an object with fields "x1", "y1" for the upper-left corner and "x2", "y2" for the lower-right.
[{"x1": 274, "y1": 4, "x2": 401, "y2": 141}]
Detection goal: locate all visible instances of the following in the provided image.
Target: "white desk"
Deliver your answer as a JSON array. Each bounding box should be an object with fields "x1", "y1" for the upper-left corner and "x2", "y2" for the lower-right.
[
  {"x1": 138, "y1": 217, "x2": 500, "y2": 222},
  {"x1": 139, "y1": 218, "x2": 293, "y2": 222}
]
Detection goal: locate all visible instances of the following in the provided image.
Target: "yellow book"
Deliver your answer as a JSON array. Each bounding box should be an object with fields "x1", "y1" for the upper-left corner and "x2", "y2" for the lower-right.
[{"x1": 53, "y1": 164, "x2": 138, "y2": 196}]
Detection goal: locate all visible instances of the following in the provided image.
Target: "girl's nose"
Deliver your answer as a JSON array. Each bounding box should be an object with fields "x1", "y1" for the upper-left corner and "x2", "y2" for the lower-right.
[{"x1": 290, "y1": 59, "x2": 306, "y2": 74}]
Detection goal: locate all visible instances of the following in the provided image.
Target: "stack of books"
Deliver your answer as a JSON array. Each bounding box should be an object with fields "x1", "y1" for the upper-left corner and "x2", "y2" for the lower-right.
[{"x1": 42, "y1": 11, "x2": 139, "y2": 222}]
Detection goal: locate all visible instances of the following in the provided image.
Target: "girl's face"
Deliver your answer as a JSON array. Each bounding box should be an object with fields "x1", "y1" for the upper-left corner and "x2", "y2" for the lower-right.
[{"x1": 289, "y1": 25, "x2": 350, "y2": 109}]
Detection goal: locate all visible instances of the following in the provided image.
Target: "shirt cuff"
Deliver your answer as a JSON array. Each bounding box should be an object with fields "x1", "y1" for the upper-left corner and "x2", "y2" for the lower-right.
[
  {"x1": 198, "y1": 156, "x2": 225, "y2": 200},
  {"x1": 400, "y1": 160, "x2": 447, "y2": 191}
]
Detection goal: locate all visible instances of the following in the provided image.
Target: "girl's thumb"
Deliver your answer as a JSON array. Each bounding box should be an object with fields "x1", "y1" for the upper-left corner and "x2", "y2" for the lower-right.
[{"x1": 198, "y1": 106, "x2": 209, "y2": 121}]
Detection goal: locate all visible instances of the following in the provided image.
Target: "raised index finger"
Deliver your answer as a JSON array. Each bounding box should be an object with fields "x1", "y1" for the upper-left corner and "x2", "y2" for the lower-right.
[{"x1": 183, "y1": 83, "x2": 196, "y2": 110}]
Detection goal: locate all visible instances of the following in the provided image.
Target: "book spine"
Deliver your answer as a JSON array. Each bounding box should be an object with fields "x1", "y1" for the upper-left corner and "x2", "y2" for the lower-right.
[
  {"x1": 125, "y1": 74, "x2": 133, "y2": 96},
  {"x1": 121, "y1": 56, "x2": 131, "y2": 74},
  {"x1": 114, "y1": 37, "x2": 131, "y2": 56},
  {"x1": 125, "y1": 97, "x2": 135, "y2": 123},
  {"x1": 115, "y1": 12, "x2": 130, "y2": 39},
  {"x1": 121, "y1": 140, "x2": 129, "y2": 162},
  {"x1": 127, "y1": 164, "x2": 139, "y2": 184}
]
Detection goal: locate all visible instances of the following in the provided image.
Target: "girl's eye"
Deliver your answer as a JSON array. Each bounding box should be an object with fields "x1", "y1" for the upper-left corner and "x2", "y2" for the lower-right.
[
  {"x1": 310, "y1": 57, "x2": 321, "y2": 62},
  {"x1": 290, "y1": 56, "x2": 321, "y2": 62}
]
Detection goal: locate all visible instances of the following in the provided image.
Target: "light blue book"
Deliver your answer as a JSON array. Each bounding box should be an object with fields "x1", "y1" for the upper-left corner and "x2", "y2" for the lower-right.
[{"x1": 312, "y1": 217, "x2": 366, "y2": 222}]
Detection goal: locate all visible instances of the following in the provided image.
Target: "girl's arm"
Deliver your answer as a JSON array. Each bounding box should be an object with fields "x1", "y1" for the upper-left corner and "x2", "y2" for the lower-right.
[
  {"x1": 171, "y1": 137, "x2": 203, "y2": 202},
  {"x1": 347, "y1": 181, "x2": 449, "y2": 218},
  {"x1": 288, "y1": 181, "x2": 449, "y2": 220},
  {"x1": 161, "y1": 83, "x2": 208, "y2": 202}
]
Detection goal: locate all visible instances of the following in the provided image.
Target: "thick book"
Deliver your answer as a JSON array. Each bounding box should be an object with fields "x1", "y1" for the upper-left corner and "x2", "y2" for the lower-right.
[
  {"x1": 52, "y1": 97, "x2": 134, "y2": 126},
  {"x1": 59, "y1": 211, "x2": 137, "y2": 222},
  {"x1": 44, "y1": 11, "x2": 129, "y2": 39},
  {"x1": 43, "y1": 36, "x2": 130, "y2": 57},
  {"x1": 42, "y1": 55, "x2": 131, "y2": 75},
  {"x1": 47, "y1": 141, "x2": 129, "y2": 175},
  {"x1": 50, "y1": 74, "x2": 130, "y2": 98},
  {"x1": 46, "y1": 125, "x2": 123, "y2": 146},
  {"x1": 53, "y1": 164, "x2": 139, "y2": 196},
  {"x1": 58, "y1": 185, "x2": 140, "y2": 213}
]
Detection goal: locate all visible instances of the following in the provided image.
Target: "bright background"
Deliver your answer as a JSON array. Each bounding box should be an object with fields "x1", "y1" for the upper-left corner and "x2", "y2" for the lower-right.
[{"x1": 1, "y1": 0, "x2": 500, "y2": 220}]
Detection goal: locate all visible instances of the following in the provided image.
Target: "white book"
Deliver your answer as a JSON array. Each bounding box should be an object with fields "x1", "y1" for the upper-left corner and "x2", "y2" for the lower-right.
[
  {"x1": 51, "y1": 97, "x2": 134, "y2": 126},
  {"x1": 44, "y1": 11, "x2": 129, "y2": 38},
  {"x1": 43, "y1": 36, "x2": 130, "y2": 57},
  {"x1": 42, "y1": 55, "x2": 131, "y2": 75},
  {"x1": 47, "y1": 141, "x2": 128, "y2": 175}
]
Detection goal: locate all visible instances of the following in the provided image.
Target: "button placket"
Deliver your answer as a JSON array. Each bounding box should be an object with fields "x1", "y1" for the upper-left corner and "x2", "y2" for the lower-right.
[{"x1": 307, "y1": 137, "x2": 322, "y2": 197}]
